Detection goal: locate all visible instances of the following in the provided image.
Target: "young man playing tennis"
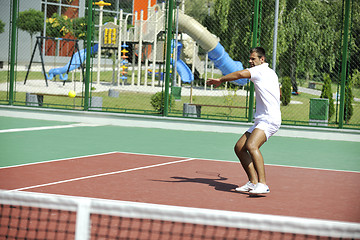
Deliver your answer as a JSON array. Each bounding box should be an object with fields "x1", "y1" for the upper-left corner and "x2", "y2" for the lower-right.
[{"x1": 206, "y1": 47, "x2": 281, "y2": 195}]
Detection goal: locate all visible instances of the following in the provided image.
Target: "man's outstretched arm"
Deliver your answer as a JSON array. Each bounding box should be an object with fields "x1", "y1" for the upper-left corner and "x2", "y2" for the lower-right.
[{"x1": 206, "y1": 69, "x2": 251, "y2": 88}]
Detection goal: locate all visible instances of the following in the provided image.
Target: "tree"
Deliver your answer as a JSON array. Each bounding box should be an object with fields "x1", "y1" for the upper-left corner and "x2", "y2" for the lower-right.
[
  {"x1": 208, "y1": 0, "x2": 252, "y2": 63},
  {"x1": 277, "y1": 0, "x2": 341, "y2": 82},
  {"x1": 17, "y1": 9, "x2": 44, "y2": 49},
  {"x1": 349, "y1": 1, "x2": 360, "y2": 78},
  {"x1": 185, "y1": 0, "x2": 214, "y2": 24},
  {"x1": 320, "y1": 74, "x2": 335, "y2": 120}
]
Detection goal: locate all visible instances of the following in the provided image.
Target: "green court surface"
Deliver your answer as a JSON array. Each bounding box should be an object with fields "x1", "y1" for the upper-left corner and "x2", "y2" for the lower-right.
[
  {"x1": 0, "y1": 107, "x2": 359, "y2": 172},
  {"x1": 0, "y1": 116, "x2": 76, "y2": 130}
]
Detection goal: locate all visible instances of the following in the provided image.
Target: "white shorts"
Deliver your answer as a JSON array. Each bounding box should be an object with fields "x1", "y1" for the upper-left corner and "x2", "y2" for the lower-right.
[{"x1": 247, "y1": 120, "x2": 280, "y2": 141}]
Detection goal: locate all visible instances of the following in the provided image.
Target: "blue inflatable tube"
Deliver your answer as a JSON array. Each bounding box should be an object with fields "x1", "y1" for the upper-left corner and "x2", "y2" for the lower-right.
[{"x1": 208, "y1": 43, "x2": 248, "y2": 85}]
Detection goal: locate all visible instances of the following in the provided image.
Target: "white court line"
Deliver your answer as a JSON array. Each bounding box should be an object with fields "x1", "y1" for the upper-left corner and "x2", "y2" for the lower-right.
[
  {"x1": 11, "y1": 158, "x2": 195, "y2": 192},
  {"x1": 0, "y1": 123, "x2": 100, "y2": 133},
  {"x1": 3, "y1": 150, "x2": 358, "y2": 173},
  {"x1": 119, "y1": 152, "x2": 360, "y2": 173},
  {"x1": 0, "y1": 152, "x2": 119, "y2": 169},
  {"x1": 0, "y1": 151, "x2": 191, "y2": 169},
  {"x1": 264, "y1": 163, "x2": 360, "y2": 174},
  {"x1": 193, "y1": 158, "x2": 360, "y2": 173}
]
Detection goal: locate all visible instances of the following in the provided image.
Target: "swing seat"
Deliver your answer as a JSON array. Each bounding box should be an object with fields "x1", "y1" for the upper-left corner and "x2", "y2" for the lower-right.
[{"x1": 46, "y1": 69, "x2": 69, "y2": 81}]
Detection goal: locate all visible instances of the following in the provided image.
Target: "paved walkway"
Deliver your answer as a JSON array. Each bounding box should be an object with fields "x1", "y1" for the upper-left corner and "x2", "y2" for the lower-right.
[{"x1": 298, "y1": 86, "x2": 360, "y2": 102}]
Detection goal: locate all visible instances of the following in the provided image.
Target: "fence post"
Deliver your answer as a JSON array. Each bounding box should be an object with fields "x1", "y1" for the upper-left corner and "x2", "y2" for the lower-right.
[
  {"x1": 9, "y1": 0, "x2": 18, "y2": 105},
  {"x1": 84, "y1": 0, "x2": 93, "y2": 111},
  {"x1": 164, "y1": 0, "x2": 174, "y2": 116},
  {"x1": 338, "y1": 0, "x2": 351, "y2": 129},
  {"x1": 248, "y1": 0, "x2": 260, "y2": 122},
  {"x1": 272, "y1": 0, "x2": 279, "y2": 72}
]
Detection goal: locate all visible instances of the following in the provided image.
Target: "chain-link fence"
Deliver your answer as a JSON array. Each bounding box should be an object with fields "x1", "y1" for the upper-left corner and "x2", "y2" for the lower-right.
[{"x1": 2, "y1": 0, "x2": 359, "y2": 129}]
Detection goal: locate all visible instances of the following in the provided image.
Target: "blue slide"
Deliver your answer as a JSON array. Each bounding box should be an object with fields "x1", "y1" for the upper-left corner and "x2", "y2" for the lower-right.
[
  {"x1": 176, "y1": 59, "x2": 193, "y2": 83},
  {"x1": 172, "y1": 40, "x2": 194, "y2": 83},
  {"x1": 46, "y1": 44, "x2": 98, "y2": 81}
]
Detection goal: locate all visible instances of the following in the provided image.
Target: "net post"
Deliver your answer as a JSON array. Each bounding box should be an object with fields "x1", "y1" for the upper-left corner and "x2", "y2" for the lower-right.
[{"x1": 75, "y1": 198, "x2": 91, "y2": 240}]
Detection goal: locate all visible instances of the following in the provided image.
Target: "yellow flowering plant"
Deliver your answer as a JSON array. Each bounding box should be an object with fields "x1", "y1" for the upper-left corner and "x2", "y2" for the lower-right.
[{"x1": 46, "y1": 13, "x2": 70, "y2": 38}]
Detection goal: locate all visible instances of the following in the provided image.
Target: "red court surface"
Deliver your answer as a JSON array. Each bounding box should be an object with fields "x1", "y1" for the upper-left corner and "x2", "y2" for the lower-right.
[{"x1": 1, "y1": 152, "x2": 359, "y2": 223}]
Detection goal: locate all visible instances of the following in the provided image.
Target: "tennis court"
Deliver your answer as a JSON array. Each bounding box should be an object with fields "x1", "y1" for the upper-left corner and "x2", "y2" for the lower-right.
[{"x1": 1, "y1": 106, "x2": 360, "y2": 239}]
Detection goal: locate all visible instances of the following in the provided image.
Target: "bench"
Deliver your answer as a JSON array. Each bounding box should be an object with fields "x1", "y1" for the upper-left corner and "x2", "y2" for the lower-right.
[
  {"x1": 26, "y1": 93, "x2": 83, "y2": 106},
  {"x1": 308, "y1": 82, "x2": 323, "y2": 89},
  {"x1": 30, "y1": 93, "x2": 83, "y2": 98},
  {"x1": 189, "y1": 104, "x2": 248, "y2": 109},
  {"x1": 183, "y1": 103, "x2": 251, "y2": 118}
]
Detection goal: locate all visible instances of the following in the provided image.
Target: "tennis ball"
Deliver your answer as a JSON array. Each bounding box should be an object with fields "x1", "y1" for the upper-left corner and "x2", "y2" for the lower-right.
[{"x1": 68, "y1": 90, "x2": 76, "y2": 98}]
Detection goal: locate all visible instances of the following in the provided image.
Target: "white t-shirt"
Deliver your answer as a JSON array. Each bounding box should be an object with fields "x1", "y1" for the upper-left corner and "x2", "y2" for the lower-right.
[{"x1": 247, "y1": 63, "x2": 281, "y2": 124}]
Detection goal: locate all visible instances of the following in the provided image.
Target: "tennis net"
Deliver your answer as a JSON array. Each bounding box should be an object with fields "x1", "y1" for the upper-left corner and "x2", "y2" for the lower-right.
[{"x1": 0, "y1": 190, "x2": 359, "y2": 240}]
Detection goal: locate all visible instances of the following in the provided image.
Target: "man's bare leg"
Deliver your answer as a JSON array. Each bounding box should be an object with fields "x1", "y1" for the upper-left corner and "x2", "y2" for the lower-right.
[
  {"x1": 234, "y1": 129, "x2": 267, "y2": 184},
  {"x1": 244, "y1": 128, "x2": 267, "y2": 184},
  {"x1": 234, "y1": 132, "x2": 258, "y2": 184}
]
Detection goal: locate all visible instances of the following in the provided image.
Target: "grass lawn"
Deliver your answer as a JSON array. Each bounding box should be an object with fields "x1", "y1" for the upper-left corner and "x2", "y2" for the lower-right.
[{"x1": 0, "y1": 70, "x2": 359, "y2": 128}]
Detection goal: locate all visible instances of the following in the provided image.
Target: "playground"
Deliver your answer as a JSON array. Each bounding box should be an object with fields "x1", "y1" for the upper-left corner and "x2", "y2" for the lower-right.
[
  {"x1": 17, "y1": 1, "x2": 251, "y2": 110},
  {"x1": 1, "y1": 0, "x2": 359, "y2": 128}
]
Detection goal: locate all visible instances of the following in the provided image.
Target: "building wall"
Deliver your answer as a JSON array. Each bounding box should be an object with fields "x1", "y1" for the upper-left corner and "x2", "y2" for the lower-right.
[
  {"x1": 0, "y1": 0, "x2": 41, "y2": 66},
  {"x1": 0, "y1": 0, "x2": 86, "y2": 67},
  {"x1": 133, "y1": 0, "x2": 156, "y2": 20}
]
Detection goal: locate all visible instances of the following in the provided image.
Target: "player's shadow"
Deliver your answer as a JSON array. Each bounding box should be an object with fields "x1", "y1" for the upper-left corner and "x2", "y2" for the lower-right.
[{"x1": 152, "y1": 174, "x2": 238, "y2": 193}]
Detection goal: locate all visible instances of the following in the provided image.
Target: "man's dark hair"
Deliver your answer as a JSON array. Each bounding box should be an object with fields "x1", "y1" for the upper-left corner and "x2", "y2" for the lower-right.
[{"x1": 250, "y1": 47, "x2": 266, "y2": 60}]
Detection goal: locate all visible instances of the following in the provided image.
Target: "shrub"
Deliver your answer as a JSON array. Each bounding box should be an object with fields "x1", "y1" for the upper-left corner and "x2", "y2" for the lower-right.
[
  {"x1": 320, "y1": 74, "x2": 335, "y2": 120},
  {"x1": 0, "y1": 20, "x2": 5, "y2": 34},
  {"x1": 150, "y1": 92, "x2": 175, "y2": 114},
  {"x1": 69, "y1": 17, "x2": 87, "y2": 40},
  {"x1": 281, "y1": 76, "x2": 291, "y2": 106}
]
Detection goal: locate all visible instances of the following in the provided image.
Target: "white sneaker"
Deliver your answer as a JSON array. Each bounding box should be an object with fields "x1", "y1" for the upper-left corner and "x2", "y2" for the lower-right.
[
  {"x1": 235, "y1": 181, "x2": 255, "y2": 192},
  {"x1": 249, "y1": 183, "x2": 270, "y2": 195}
]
